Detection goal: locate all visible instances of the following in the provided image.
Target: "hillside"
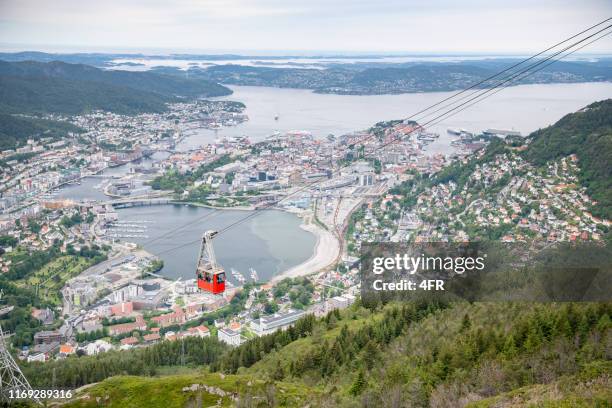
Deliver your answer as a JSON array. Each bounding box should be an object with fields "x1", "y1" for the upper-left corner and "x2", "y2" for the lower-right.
[
  {"x1": 0, "y1": 113, "x2": 83, "y2": 150},
  {"x1": 0, "y1": 75, "x2": 170, "y2": 115},
  {"x1": 231, "y1": 302, "x2": 610, "y2": 407},
  {"x1": 431, "y1": 99, "x2": 612, "y2": 222},
  {"x1": 468, "y1": 364, "x2": 611, "y2": 407},
  {"x1": 0, "y1": 60, "x2": 232, "y2": 99},
  {"x1": 57, "y1": 360, "x2": 612, "y2": 408},
  {"x1": 1, "y1": 52, "x2": 610, "y2": 96},
  {"x1": 523, "y1": 99, "x2": 612, "y2": 219},
  {"x1": 0, "y1": 60, "x2": 231, "y2": 116},
  {"x1": 20, "y1": 301, "x2": 611, "y2": 407},
  {"x1": 167, "y1": 59, "x2": 612, "y2": 95},
  {"x1": 62, "y1": 373, "x2": 316, "y2": 408}
]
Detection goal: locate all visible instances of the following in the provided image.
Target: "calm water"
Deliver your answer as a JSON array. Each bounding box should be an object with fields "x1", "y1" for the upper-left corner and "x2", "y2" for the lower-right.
[
  {"x1": 55, "y1": 152, "x2": 167, "y2": 201},
  {"x1": 178, "y1": 82, "x2": 612, "y2": 156},
  {"x1": 115, "y1": 206, "x2": 316, "y2": 283}
]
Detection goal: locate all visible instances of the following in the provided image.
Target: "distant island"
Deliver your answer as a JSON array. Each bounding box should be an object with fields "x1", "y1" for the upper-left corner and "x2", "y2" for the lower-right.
[
  {"x1": 187, "y1": 59, "x2": 612, "y2": 95},
  {"x1": 2, "y1": 51, "x2": 611, "y2": 95}
]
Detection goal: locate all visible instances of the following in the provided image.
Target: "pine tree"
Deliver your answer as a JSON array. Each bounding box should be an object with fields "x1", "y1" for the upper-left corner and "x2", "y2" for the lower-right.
[
  {"x1": 362, "y1": 340, "x2": 379, "y2": 370},
  {"x1": 502, "y1": 334, "x2": 518, "y2": 358},
  {"x1": 551, "y1": 313, "x2": 570, "y2": 338},
  {"x1": 596, "y1": 313, "x2": 611, "y2": 332},
  {"x1": 576, "y1": 314, "x2": 590, "y2": 343},
  {"x1": 461, "y1": 313, "x2": 471, "y2": 332},
  {"x1": 349, "y1": 368, "x2": 367, "y2": 396},
  {"x1": 523, "y1": 323, "x2": 543, "y2": 353}
]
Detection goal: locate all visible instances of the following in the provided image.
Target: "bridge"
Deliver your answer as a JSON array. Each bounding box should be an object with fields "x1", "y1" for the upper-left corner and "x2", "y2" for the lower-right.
[
  {"x1": 77, "y1": 192, "x2": 176, "y2": 208},
  {"x1": 83, "y1": 174, "x2": 123, "y2": 179},
  {"x1": 109, "y1": 197, "x2": 176, "y2": 208}
]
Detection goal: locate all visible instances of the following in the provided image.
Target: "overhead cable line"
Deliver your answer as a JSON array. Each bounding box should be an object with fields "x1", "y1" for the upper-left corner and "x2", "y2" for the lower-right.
[{"x1": 146, "y1": 20, "x2": 612, "y2": 257}]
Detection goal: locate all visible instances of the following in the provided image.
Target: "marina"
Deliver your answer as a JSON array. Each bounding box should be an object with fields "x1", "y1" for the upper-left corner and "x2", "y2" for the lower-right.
[{"x1": 112, "y1": 205, "x2": 317, "y2": 284}]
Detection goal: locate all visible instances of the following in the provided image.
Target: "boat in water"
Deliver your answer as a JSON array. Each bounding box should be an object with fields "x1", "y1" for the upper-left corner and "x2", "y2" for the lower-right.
[
  {"x1": 417, "y1": 131, "x2": 439, "y2": 142},
  {"x1": 231, "y1": 268, "x2": 246, "y2": 283}
]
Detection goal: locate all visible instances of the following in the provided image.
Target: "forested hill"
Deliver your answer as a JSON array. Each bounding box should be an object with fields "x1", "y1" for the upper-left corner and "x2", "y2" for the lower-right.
[
  {"x1": 0, "y1": 113, "x2": 84, "y2": 151},
  {"x1": 23, "y1": 302, "x2": 611, "y2": 407},
  {"x1": 523, "y1": 99, "x2": 612, "y2": 219},
  {"x1": 0, "y1": 60, "x2": 231, "y2": 115}
]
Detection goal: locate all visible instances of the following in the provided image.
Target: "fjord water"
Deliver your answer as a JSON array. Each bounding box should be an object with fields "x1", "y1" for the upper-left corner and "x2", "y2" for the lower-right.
[{"x1": 178, "y1": 82, "x2": 612, "y2": 155}]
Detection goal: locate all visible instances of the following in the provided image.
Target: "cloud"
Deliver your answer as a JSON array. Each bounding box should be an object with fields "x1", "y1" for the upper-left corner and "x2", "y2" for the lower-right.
[{"x1": 0, "y1": 0, "x2": 610, "y2": 53}]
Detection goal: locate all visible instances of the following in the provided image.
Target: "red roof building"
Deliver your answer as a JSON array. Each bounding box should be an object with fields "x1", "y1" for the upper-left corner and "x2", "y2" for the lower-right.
[
  {"x1": 108, "y1": 315, "x2": 146, "y2": 336},
  {"x1": 143, "y1": 333, "x2": 161, "y2": 343},
  {"x1": 120, "y1": 336, "x2": 139, "y2": 346},
  {"x1": 151, "y1": 306, "x2": 186, "y2": 328}
]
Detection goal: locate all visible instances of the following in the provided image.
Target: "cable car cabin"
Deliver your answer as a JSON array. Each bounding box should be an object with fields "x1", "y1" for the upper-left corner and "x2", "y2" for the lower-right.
[
  {"x1": 196, "y1": 230, "x2": 225, "y2": 295},
  {"x1": 197, "y1": 266, "x2": 226, "y2": 294}
]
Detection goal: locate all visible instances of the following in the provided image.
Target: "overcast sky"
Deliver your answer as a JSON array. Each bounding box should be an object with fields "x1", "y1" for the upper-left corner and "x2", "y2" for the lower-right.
[{"x1": 1, "y1": 0, "x2": 611, "y2": 54}]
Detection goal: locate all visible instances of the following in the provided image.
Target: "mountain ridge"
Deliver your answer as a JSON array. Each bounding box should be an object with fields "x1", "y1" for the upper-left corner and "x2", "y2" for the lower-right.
[{"x1": 0, "y1": 60, "x2": 231, "y2": 116}]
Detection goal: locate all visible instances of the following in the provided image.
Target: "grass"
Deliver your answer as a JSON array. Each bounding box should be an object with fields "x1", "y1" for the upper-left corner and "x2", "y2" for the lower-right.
[
  {"x1": 62, "y1": 372, "x2": 318, "y2": 408},
  {"x1": 467, "y1": 363, "x2": 612, "y2": 407},
  {"x1": 241, "y1": 327, "x2": 258, "y2": 340}
]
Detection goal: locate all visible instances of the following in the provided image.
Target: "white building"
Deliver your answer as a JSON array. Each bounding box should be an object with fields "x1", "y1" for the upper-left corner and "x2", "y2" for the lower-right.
[
  {"x1": 251, "y1": 309, "x2": 306, "y2": 337},
  {"x1": 325, "y1": 294, "x2": 356, "y2": 313},
  {"x1": 27, "y1": 353, "x2": 46, "y2": 363},
  {"x1": 83, "y1": 339, "x2": 113, "y2": 356},
  {"x1": 358, "y1": 173, "x2": 374, "y2": 186},
  {"x1": 217, "y1": 328, "x2": 243, "y2": 346}
]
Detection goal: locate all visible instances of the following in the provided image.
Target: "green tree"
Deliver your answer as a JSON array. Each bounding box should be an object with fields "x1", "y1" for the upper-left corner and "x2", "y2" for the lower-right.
[{"x1": 350, "y1": 368, "x2": 367, "y2": 396}]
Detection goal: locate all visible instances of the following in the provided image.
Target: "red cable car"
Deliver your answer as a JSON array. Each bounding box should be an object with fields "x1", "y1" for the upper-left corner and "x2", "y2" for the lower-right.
[{"x1": 196, "y1": 230, "x2": 226, "y2": 294}]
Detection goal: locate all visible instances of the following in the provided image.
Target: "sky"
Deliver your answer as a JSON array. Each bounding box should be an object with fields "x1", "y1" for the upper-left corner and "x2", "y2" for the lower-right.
[{"x1": 0, "y1": 0, "x2": 611, "y2": 54}]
